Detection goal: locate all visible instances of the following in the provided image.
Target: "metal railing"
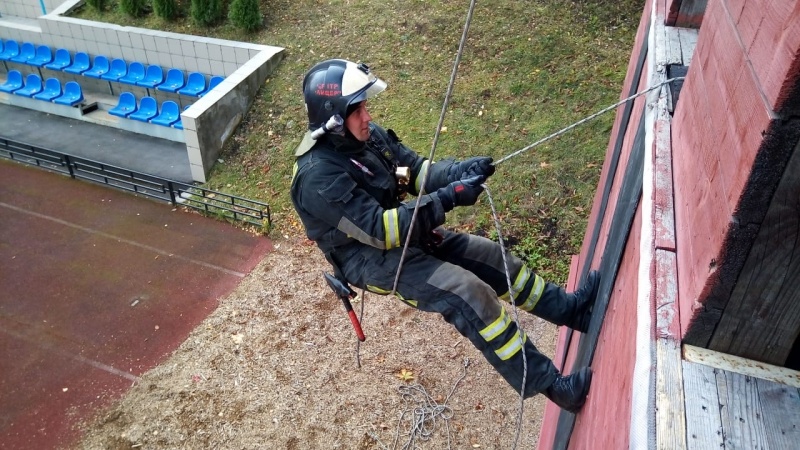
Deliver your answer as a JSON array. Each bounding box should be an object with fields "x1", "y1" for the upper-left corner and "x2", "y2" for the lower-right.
[{"x1": 0, "y1": 137, "x2": 271, "y2": 230}]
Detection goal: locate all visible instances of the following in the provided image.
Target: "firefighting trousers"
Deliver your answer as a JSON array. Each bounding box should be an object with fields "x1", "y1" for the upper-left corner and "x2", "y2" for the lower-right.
[{"x1": 331, "y1": 228, "x2": 582, "y2": 397}]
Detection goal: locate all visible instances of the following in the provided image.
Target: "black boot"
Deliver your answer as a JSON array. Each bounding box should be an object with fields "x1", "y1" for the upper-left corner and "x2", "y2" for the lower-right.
[
  {"x1": 567, "y1": 270, "x2": 601, "y2": 333},
  {"x1": 544, "y1": 367, "x2": 593, "y2": 413}
]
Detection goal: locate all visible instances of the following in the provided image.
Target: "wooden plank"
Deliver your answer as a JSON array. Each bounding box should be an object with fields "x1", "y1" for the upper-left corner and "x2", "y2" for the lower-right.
[
  {"x1": 657, "y1": 339, "x2": 687, "y2": 450},
  {"x1": 684, "y1": 345, "x2": 800, "y2": 388},
  {"x1": 677, "y1": 28, "x2": 698, "y2": 65},
  {"x1": 709, "y1": 141, "x2": 800, "y2": 365},
  {"x1": 757, "y1": 377, "x2": 800, "y2": 449},
  {"x1": 682, "y1": 361, "x2": 724, "y2": 450},
  {"x1": 717, "y1": 370, "x2": 770, "y2": 449}
]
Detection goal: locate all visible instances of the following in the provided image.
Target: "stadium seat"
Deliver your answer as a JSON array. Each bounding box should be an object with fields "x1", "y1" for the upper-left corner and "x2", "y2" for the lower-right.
[
  {"x1": 177, "y1": 72, "x2": 206, "y2": 96},
  {"x1": 13, "y1": 73, "x2": 43, "y2": 97},
  {"x1": 0, "y1": 40, "x2": 20, "y2": 61},
  {"x1": 28, "y1": 45, "x2": 53, "y2": 67},
  {"x1": 156, "y1": 68, "x2": 185, "y2": 93},
  {"x1": 33, "y1": 78, "x2": 62, "y2": 101},
  {"x1": 10, "y1": 42, "x2": 35, "y2": 64},
  {"x1": 118, "y1": 61, "x2": 145, "y2": 85},
  {"x1": 0, "y1": 70, "x2": 23, "y2": 93},
  {"x1": 128, "y1": 96, "x2": 158, "y2": 122},
  {"x1": 82, "y1": 55, "x2": 110, "y2": 78},
  {"x1": 151, "y1": 100, "x2": 180, "y2": 126},
  {"x1": 200, "y1": 75, "x2": 224, "y2": 97},
  {"x1": 136, "y1": 65, "x2": 163, "y2": 89},
  {"x1": 108, "y1": 92, "x2": 137, "y2": 118},
  {"x1": 45, "y1": 48, "x2": 71, "y2": 70},
  {"x1": 101, "y1": 58, "x2": 127, "y2": 81},
  {"x1": 53, "y1": 81, "x2": 84, "y2": 106},
  {"x1": 64, "y1": 52, "x2": 90, "y2": 75}
]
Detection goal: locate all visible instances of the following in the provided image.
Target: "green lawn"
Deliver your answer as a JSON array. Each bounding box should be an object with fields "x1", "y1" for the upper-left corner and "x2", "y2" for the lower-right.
[{"x1": 74, "y1": 0, "x2": 643, "y2": 283}]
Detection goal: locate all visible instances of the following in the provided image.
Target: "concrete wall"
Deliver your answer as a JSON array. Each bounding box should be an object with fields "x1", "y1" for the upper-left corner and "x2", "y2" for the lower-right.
[
  {"x1": 1, "y1": 0, "x2": 63, "y2": 19},
  {"x1": 0, "y1": 0, "x2": 284, "y2": 182}
]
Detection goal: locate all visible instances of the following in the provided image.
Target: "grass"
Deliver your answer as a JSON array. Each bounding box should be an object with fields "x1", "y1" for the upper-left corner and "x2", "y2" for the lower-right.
[{"x1": 73, "y1": 0, "x2": 644, "y2": 283}]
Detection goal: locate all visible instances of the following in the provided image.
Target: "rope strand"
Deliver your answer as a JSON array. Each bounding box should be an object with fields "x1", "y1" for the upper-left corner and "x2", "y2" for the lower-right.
[
  {"x1": 391, "y1": 0, "x2": 479, "y2": 296},
  {"x1": 494, "y1": 77, "x2": 684, "y2": 166}
]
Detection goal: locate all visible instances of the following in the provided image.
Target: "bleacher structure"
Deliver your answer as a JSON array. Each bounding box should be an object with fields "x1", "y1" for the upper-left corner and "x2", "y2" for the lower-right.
[{"x1": 0, "y1": 0, "x2": 284, "y2": 182}]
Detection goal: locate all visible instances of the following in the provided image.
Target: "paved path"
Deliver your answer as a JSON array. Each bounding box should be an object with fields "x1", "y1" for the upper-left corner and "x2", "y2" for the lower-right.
[{"x1": 0, "y1": 159, "x2": 272, "y2": 449}]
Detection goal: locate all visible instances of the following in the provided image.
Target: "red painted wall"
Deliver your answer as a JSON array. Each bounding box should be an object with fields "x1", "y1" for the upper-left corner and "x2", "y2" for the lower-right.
[
  {"x1": 538, "y1": 0, "x2": 653, "y2": 447},
  {"x1": 670, "y1": 0, "x2": 798, "y2": 337}
]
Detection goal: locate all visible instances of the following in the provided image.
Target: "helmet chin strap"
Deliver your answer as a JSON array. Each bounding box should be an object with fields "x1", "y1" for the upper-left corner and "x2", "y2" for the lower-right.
[{"x1": 311, "y1": 114, "x2": 344, "y2": 140}]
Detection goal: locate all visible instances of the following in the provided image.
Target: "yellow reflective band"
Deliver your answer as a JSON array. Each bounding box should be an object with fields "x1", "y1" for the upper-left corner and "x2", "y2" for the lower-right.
[
  {"x1": 520, "y1": 274, "x2": 546, "y2": 312},
  {"x1": 496, "y1": 330, "x2": 526, "y2": 361},
  {"x1": 382, "y1": 209, "x2": 401, "y2": 249},
  {"x1": 291, "y1": 162, "x2": 299, "y2": 181},
  {"x1": 479, "y1": 308, "x2": 510, "y2": 342},
  {"x1": 415, "y1": 160, "x2": 430, "y2": 193},
  {"x1": 367, "y1": 285, "x2": 418, "y2": 307},
  {"x1": 367, "y1": 285, "x2": 390, "y2": 294},
  {"x1": 500, "y1": 266, "x2": 531, "y2": 303}
]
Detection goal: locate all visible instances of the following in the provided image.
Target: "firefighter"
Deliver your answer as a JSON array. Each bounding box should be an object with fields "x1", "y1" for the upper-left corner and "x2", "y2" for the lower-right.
[{"x1": 290, "y1": 59, "x2": 596, "y2": 413}]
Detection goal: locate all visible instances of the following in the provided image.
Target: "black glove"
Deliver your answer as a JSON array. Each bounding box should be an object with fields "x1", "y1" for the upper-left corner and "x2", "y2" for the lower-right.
[
  {"x1": 436, "y1": 174, "x2": 486, "y2": 211},
  {"x1": 448, "y1": 156, "x2": 495, "y2": 182}
]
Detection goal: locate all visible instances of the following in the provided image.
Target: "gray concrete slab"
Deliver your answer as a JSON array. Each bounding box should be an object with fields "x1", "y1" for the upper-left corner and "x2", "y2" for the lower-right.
[{"x1": 0, "y1": 103, "x2": 193, "y2": 182}]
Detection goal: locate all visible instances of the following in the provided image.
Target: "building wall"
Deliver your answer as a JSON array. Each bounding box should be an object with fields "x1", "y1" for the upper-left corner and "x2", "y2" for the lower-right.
[
  {"x1": 671, "y1": 0, "x2": 800, "y2": 341},
  {"x1": 537, "y1": 1, "x2": 655, "y2": 449}
]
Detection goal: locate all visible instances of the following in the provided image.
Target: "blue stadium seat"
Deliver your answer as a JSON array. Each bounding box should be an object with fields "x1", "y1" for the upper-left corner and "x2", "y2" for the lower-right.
[
  {"x1": 53, "y1": 81, "x2": 84, "y2": 106},
  {"x1": 10, "y1": 42, "x2": 35, "y2": 64},
  {"x1": 119, "y1": 61, "x2": 145, "y2": 86},
  {"x1": 0, "y1": 40, "x2": 20, "y2": 61},
  {"x1": 101, "y1": 58, "x2": 128, "y2": 81},
  {"x1": 45, "y1": 48, "x2": 71, "y2": 70},
  {"x1": 33, "y1": 78, "x2": 62, "y2": 101},
  {"x1": 177, "y1": 72, "x2": 205, "y2": 96},
  {"x1": 151, "y1": 100, "x2": 180, "y2": 126},
  {"x1": 200, "y1": 75, "x2": 224, "y2": 97},
  {"x1": 82, "y1": 55, "x2": 110, "y2": 78},
  {"x1": 136, "y1": 65, "x2": 163, "y2": 89},
  {"x1": 156, "y1": 68, "x2": 185, "y2": 93},
  {"x1": 128, "y1": 96, "x2": 158, "y2": 122},
  {"x1": 108, "y1": 92, "x2": 137, "y2": 118},
  {"x1": 28, "y1": 45, "x2": 53, "y2": 67},
  {"x1": 0, "y1": 70, "x2": 23, "y2": 93},
  {"x1": 64, "y1": 52, "x2": 90, "y2": 75},
  {"x1": 13, "y1": 73, "x2": 43, "y2": 97}
]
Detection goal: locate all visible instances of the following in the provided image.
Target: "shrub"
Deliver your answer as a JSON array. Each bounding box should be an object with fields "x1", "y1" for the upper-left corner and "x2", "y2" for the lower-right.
[
  {"x1": 86, "y1": 0, "x2": 106, "y2": 11},
  {"x1": 119, "y1": 0, "x2": 147, "y2": 17},
  {"x1": 228, "y1": 0, "x2": 263, "y2": 32},
  {"x1": 153, "y1": 0, "x2": 180, "y2": 21},
  {"x1": 191, "y1": 0, "x2": 223, "y2": 26}
]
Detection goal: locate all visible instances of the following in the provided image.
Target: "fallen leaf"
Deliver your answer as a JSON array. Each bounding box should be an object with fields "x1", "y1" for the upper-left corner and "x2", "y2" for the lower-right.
[{"x1": 395, "y1": 368, "x2": 415, "y2": 382}]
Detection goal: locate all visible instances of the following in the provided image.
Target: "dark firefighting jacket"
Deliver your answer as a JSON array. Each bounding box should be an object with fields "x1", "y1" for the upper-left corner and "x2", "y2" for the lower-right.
[{"x1": 291, "y1": 123, "x2": 457, "y2": 261}]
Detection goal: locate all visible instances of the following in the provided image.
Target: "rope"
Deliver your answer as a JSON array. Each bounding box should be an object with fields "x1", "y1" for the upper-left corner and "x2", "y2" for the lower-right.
[
  {"x1": 482, "y1": 185, "x2": 527, "y2": 449},
  {"x1": 494, "y1": 77, "x2": 684, "y2": 166},
  {"x1": 390, "y1": 0, "x2": 478, "y2": 296},
  {"x1": 389, "y1": 358, "x2": 470, "y2": 450}
]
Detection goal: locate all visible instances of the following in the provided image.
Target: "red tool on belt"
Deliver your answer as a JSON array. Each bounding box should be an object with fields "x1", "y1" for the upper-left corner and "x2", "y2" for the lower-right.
[{"x1": 324, "y1": 272, "x2": 366, "y2": 342}]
